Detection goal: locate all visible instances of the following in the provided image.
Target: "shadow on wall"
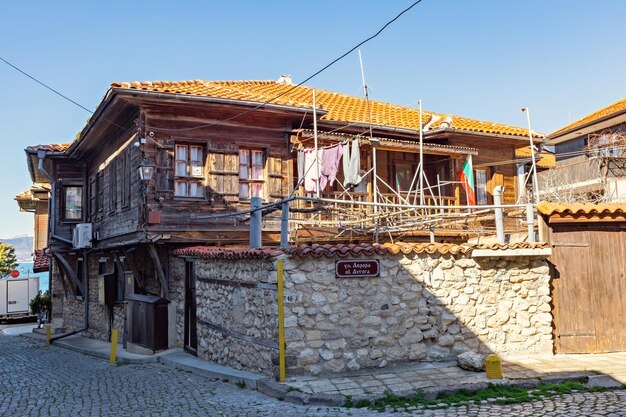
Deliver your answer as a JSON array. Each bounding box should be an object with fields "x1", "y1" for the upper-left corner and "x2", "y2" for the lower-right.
[
  {"x1": 171, "y1": 243, "x2": 554, "y2": 377},
  {"x1": 281, "y1": 245, "x2": 553, "y2": 376}
]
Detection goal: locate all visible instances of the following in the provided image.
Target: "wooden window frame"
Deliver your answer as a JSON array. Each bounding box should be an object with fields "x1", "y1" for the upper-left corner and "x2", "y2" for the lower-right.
[
  {"x1": 61, "y1": 183, "x2": 84, "y2": 223},
  {"x1": 238, "y1": 148, "x2": 265, "y2": 200},
  {"x1": 475, "y1": 168, "x2": 489, "y2": 205},
  {"x1": 174, "y1": 143, "x2": 205, "y2": 198},
  {"x1": 109, "y1": 164, "x2": 117, "y2": 214}
]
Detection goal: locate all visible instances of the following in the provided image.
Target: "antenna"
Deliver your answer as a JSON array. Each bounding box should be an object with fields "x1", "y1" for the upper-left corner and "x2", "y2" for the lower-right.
[{"x1": 358, "y1": 49, "x2": 379, "y2": 242}]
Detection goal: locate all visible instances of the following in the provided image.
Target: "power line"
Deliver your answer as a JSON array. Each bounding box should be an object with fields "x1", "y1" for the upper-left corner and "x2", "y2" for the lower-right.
[
  {"x1": 141, "y1": 0, "x2": 425, "y2": 133},
  {"x1": 0, "y1": 56, "x2": 93, "y2": 114}
]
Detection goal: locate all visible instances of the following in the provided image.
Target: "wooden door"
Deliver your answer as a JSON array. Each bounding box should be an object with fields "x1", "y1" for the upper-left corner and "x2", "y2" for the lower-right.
[
  {"x1": 551, "y1": 229, "x2": 596, "y2": 353},
  {"x1": 184, "y1": 261, "x2": 197, "y2": 355},
  {"x1": 551, "y1": 227, "x2": 626, "y2": 353}
]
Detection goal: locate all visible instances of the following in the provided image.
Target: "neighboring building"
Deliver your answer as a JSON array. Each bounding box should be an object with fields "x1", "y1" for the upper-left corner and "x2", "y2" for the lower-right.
[
  {"x1": 27, "y1": 78, "x2": 547, "y2": 368},
  {"x1": 515, "y1": 145, "x2": 555, "y2": 203},
  {"x1": 541, "y1": 97, "x2": 626, "y2": 202}
]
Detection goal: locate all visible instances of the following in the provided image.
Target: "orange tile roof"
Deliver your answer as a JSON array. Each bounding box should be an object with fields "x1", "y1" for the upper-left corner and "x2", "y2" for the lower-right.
[
  {"x1": 111, "y1": 80, "x2": 541, "y2": 138},
  {"x1": 550, "y1": 97, "x2": 626, "y2": 138},
  {"x1": 515, "y1": 146, "x2": 556, "y2": 168},
  {"x1": 536, "y1": 201, "x2": 626, "y2": 217},
  {"x1": 173, "y1": 242, "x2": 548, "y2": 260},
  {"x1": 26, "y1": 144, "x2": 71, "y2": 153},
  {"x1": 33, "y1": 249, "x2": 49, "y2": 273}
]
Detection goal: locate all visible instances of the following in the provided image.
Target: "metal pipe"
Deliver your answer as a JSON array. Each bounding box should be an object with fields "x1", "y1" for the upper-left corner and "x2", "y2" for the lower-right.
[
  {"x1": 493, "y1": 185, "x2": 505, "y2": 244},
  {"x1": 312, "y1": 89, "x2": 320, "y2": 199},
  {"x1": 526, "y1": 203, "x2": 535, "y2": 243},
  {"x1": 279, "y1": 201, "x2": 290, "y2": 249},
  {"x1": 521, "y1": 107, "x2": 540, "y2": 204},
  {"x1": 419, "y1": 100, "x2": 424, "y2": 206},
  {"x1": 249, "y1": 197, "x2": 262, "y2": 248},
  {"x1": 51, "y1": 250, "x2": 89, "y2": 342}
]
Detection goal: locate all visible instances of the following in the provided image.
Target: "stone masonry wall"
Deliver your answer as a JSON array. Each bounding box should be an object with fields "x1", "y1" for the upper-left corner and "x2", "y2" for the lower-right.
[
  {"x1": 282, "y1": 252, "x2": 553, "y2": 375},
  {"x1": 171, "y1": 257, "x2": 279, "y2": 375}
]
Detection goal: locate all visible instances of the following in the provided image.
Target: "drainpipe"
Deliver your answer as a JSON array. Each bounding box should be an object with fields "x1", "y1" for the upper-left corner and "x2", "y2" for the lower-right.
[
  {"x1": 51, "y1": 249, "x2": 89, "y2": 342},
  {"x1": 526, "y1": 203, "x2": 536, "y2": 243},
  {"x1": 249, "y1": 197, "x2": 262, "y2": 249},
  {"x1": 493, "y1": 186, "x2": 505, "y2": 244},
  {"x1": 37, "y1": 151, "x2": 73, "y2": 245}
]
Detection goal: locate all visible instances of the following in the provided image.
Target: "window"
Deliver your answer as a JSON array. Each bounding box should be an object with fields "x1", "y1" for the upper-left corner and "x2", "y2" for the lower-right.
[
  {"x1": 239, "y1": 149, "x2": 264, "y2": 199},
  {"x1": 174, "y1": 144, "x2": 204, "y2": 197},
  {"x1": 475, "y1": 169, "x2": 488, "y2": 205},
  {"x1": 394, "y1": 162, "x2": 416, "y2": 193},
  {"x1": 63, "y1": 185, "x2": 83, "y2": 221},
  {"x1": 109, "y1": 164, "x2": 117, "y2": 214}
]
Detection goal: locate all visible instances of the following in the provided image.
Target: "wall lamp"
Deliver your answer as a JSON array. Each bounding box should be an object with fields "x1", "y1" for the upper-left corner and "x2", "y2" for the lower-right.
[{"x1": 138, "y1": 158, "x2": 156, "y2": 181}]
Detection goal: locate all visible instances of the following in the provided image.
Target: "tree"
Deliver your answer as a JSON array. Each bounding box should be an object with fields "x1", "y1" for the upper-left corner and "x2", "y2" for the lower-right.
[{"x1": 0, "y1": 242, "x2": 18, "y2": 277}]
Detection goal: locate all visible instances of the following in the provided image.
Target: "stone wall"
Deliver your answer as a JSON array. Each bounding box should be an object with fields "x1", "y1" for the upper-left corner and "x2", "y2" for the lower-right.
[
  {"x1": 282, "y1": 252, "x2": 553, "y2": 375},
  {"x1": 170, "y1": 257, "x2": 279, "y2": 375},
  {"x1": 59, "y1": 254, "x2": 126, "y2": 342}
]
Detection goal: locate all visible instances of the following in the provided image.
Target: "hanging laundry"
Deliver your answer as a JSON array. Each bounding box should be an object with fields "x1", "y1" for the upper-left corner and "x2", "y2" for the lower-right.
[
  {"x1": 342, "y1": 139, "x2": 362, "y2": 188},
  {"x1": 297, "y1": 149, "x2": 305, "y2": 185},
  {"x1": 303, "y1": 148, "x2": 324, "y2": 193},
  {"x1": 319, "y1": 143, "x2": 343, "y2": 191}
]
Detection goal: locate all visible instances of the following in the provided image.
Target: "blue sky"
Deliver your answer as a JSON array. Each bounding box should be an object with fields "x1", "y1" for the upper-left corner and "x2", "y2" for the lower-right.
[{"x1": 2, "y1": 0, "x2": 626, "y2": 239}]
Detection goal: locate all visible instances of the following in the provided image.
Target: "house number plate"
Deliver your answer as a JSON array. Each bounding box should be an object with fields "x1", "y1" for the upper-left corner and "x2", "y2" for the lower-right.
[{"x1": 335, "y1": 260, "x2": 380, "y2": 278}]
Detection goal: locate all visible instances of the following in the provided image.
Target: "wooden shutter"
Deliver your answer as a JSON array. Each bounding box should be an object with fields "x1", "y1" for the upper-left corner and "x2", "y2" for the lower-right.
[
  {"x1": 207, "y1": 147, "x2": 239, "y2": 204},
  {"x1": 267, "y1": 155, "x2": 285, "y2": 199},
  {"x1": 155, "y1": 146, "x2": 174, "y2": 199}
]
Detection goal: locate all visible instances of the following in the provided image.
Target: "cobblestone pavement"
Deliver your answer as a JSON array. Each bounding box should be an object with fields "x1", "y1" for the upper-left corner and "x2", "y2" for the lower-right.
[{"x1": 1, "y1": 331, "x2": 626, "y2": 416}]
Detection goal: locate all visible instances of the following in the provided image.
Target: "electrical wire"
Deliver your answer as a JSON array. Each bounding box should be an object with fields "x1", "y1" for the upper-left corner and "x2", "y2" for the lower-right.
[{"x1": 145, "y1": 0, "x2": 424, "y2": 133}]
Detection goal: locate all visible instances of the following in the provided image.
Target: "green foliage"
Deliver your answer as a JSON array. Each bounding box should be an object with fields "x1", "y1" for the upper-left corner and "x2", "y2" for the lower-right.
[
  {"x1": 348, "y1": 380, "x2": 622, "y2": 412},
  {"x1": 29, "y1": 291, "x2": 52, "y2": 314},
  {"x1": 0, "y1": 242, "x2": 18, "y2": 277}
]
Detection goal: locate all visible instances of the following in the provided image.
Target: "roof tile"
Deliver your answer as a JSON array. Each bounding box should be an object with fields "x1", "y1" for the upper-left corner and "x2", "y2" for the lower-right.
[
  {"x1": 550, "y1": 97, "x2": 626, "y2": 138},
  {"x1": 536, "y1": 201, "x2": 626, "y2": 217},
  {"x1": 173, "y1": 242, "x2": 548, "y2": 260},
  {"x1": 111, "y1": 80, "x2": 541, "y2": 138}
]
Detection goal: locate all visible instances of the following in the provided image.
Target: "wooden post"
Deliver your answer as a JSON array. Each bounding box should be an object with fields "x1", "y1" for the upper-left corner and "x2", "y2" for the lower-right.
[
  {"x1": 46, "y1": 324, "x2": 51, "y2": 345},
  {"x1": 277, "y1": 259, "x2": 286, "y2": 382}
]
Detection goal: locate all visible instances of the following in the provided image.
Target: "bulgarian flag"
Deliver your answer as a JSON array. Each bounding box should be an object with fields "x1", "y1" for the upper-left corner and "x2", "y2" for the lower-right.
[{"x1": 459, "y1": 155, "x2": 476, "y2": 205}]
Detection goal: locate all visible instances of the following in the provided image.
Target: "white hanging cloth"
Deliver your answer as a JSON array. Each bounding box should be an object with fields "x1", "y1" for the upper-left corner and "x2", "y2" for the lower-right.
[{"x1": 342, "y1": 139, "x2": 362, "y2": 188}]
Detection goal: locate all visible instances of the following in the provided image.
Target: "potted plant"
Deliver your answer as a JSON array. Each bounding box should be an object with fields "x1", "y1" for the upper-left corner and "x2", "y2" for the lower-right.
[{"x1": 29, "y1": 291, "x2": 52, "y2": 329}]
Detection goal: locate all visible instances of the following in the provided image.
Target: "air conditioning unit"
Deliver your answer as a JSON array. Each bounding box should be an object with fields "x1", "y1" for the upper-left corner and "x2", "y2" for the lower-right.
[{"x1": 73, "y1": 223, "x2": 93, "y2": 249}]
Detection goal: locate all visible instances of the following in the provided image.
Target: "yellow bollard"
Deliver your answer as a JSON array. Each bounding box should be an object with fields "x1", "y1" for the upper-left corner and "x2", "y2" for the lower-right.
[
  {"x1": 485, "y1": 354, "x2": 503, "y2": 379},
  {"x1": 46, "y1": 324, "x2": 51, "y2": 345},
  {"x1": 277, "y1": 259, "x2": 286, "y2": 382},
  {"x1": 109, "y1": 328, "x2": 119, "y2": 364}
]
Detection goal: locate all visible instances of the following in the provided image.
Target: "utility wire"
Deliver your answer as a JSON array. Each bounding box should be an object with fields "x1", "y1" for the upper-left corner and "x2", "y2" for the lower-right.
[
  {"x1": 2, "y1": 0, "x2": 424, "y2": 138},
  {"x1": 0, "y1": 56, "x2": 93, "y2": 114},
  {"x1": 145, "y1": 0, "x2": 424, "y2": 133}
]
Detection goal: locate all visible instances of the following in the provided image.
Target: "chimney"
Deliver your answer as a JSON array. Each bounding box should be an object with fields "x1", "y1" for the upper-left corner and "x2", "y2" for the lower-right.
[{"x1": 277, "y1": 74, "x2": 293, "y2": 85}]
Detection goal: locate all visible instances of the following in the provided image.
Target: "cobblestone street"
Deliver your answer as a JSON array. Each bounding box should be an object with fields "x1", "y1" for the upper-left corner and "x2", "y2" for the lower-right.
[{"x1": 1, "y1": 330, "x2": 626, "y2": 416}]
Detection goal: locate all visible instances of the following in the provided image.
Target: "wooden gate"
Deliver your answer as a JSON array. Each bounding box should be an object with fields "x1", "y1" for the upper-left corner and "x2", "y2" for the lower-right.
[{"x1": 550, "y1": 227, "x2": 626, "y2": 353}]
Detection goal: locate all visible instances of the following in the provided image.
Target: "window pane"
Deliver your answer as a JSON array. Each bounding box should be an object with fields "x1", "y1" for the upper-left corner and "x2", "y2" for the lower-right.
[
  {"x1": 239, "y1": 149, "x2": 249, "y2": 164},
  {"x1": 191, "y1": 162, "x2": 203, "y2": 177},
  {"x1": 176, "y1": 162, "x2": 188, "y2": 177},
  {"x1": 476, "y1": 169, "x2": 488, "y2": 205},
  {"x1": 176, "y1": 145, "x2": 187, "y2": 160},
  {"x1": 395, "y1": 162, "x2": 414, "y2": 192},
  {"x1": 252, "y1": 166, "x2": 263, "y2": 180},
  {"x1": 65, "y1": 186, "x2": 83, "y2": 220},
  {"x1": 252, "y1": 150, "x2": 263, "y2": 166},
  {"x1": 190, "y1": 146, "x2": 202, "y2": 163},
  {"x1": 251, "y1": 183, "x2": 263, "y2": 198},
  {"x1": 239, "y1": 165, "x2": 249, "y2": 179},
  {"x1": 239, "y1": 183, "x2": 249, "y2": 199},
  {"x1": 189, "y1": 182, "x2": 202, "y2": 197},
  {"x1": 174, "y1": 181, "x2": 187, "y2": 197}
]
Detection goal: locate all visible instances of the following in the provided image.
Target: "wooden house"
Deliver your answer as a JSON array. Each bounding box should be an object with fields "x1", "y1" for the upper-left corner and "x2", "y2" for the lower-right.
[
  {"x1": 542, "y1": 97, "x2": 626, "y2": 202},
  {"x1": 30, "y1": 77, "x2": 544, "y2": 348}
]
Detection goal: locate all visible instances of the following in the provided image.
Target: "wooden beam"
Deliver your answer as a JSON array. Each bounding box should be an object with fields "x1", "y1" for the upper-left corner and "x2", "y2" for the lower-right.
[
  {"x1": 147, "y1": 243, "x2": 169, "y2": 299},
  {"x1": 52, "y1": 252, "x2": 83, "y2": 295}
]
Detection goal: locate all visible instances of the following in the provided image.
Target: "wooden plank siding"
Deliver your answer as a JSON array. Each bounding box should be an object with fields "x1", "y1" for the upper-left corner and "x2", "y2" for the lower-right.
[
  {"x1": 549, "y1": 224, "x2": 626, "y2": 353},
  {"x1": 449, "y1": 137, "x2": 519, "y2": 204}
]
